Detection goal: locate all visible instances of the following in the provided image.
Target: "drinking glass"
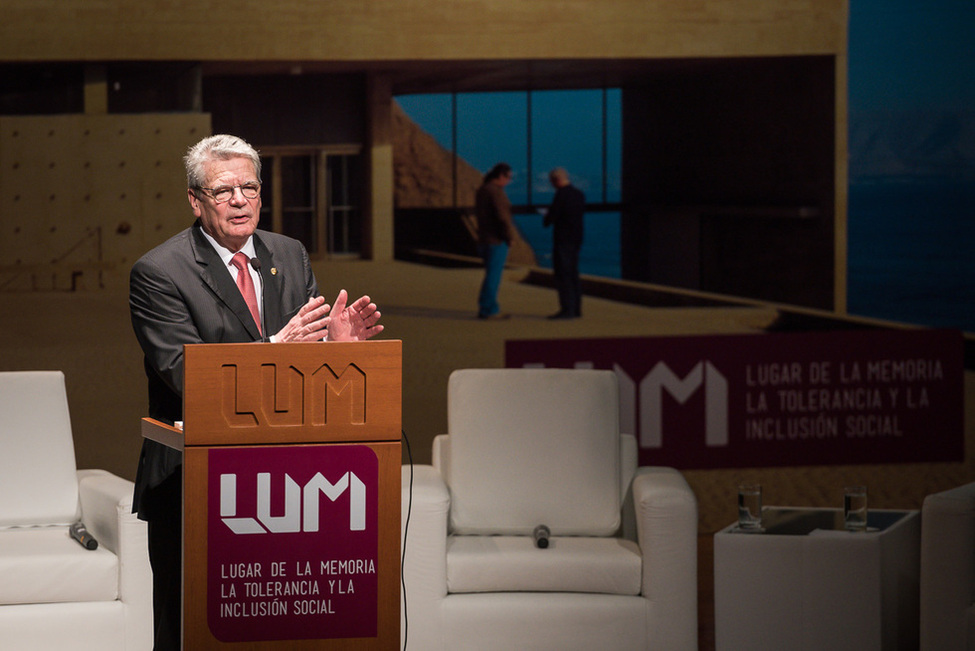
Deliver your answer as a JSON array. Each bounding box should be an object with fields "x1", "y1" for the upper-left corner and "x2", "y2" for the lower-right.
[
  {"x1": 844, "y1": 485, "x2": 868, "y2": 531},
  {"x1": 737, "y1": 483, "x2": 763, "y2": 531}
]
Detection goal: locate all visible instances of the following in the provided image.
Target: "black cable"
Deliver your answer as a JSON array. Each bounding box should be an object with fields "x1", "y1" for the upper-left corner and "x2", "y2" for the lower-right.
[{"x1": 400, "y1": 429, "x2": 414, "y2": 650}]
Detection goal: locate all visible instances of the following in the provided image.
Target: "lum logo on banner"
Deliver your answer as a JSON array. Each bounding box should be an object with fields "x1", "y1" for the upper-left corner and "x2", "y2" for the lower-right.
[
  {"x1": 524, "y1": 360, "x2": 729, "y2": 449},
  {"x1": 220, "y1": 362, "x2": 365, "y2": 427},
  {"x1": 631, "y1": 361, "x2": 728, "y2": 449},
  {"x1": 507, "y1": 329, "x2": 964, "y2": 469}
]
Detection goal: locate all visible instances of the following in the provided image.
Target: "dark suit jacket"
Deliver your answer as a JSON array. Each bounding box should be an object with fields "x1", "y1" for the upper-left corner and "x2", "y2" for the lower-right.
[
  {"x1": 544, "y1": 183, "x2": 585, "y2": 248},
  {"x1": 129, "y1": 221, "x2": 318, "y2": 518}
]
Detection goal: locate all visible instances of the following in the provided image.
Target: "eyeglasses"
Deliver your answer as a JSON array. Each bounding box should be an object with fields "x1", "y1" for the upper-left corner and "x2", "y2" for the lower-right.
[{"x1": 197, "y1": 182, "x2": 261, "y2": 203}]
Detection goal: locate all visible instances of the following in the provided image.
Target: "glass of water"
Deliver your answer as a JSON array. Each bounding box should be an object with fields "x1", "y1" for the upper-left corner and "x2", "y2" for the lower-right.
[
  {"x1": 844, "y1": 485, "x2": 868, "y2": 531},
  {"x1": 737, "y1": 483, "x2": 763, "y2": 531}
]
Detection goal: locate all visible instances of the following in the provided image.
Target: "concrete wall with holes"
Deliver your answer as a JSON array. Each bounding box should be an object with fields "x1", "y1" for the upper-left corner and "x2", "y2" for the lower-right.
[{"x1": 0, "y1": 113, "x2": 211, "y2": 291}]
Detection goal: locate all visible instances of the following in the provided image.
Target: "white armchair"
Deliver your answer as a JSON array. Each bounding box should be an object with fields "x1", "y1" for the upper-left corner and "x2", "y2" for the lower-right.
[
  {"x1": 0, "y1": 371, "x2": 152, "y2": 651},
  {"x1": 401, "y1": 368, "x2": 698, "y2": 650},
  {"x1": 920, "y1": 480, "x2": 975, "y2": 651}
]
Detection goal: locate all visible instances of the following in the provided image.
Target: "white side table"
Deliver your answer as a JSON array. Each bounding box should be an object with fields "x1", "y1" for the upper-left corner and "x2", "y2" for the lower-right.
[{"x1": 714, "y1": 507, "x2": 920, "y2": 651}]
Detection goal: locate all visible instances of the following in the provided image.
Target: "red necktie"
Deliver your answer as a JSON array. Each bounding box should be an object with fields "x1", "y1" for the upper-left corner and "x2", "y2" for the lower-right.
[{"x1": 231, "y1": 252, "x2": 261, "y2": 335}]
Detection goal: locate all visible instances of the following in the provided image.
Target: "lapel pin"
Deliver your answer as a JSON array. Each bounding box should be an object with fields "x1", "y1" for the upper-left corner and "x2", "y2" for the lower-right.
[{"x1": 271, "y1": 267, "x2": 278, "y2": 275}]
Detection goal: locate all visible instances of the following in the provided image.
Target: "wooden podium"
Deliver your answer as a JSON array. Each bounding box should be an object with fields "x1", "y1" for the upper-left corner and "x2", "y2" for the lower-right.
[{"x1": 142, "y1": 340, "x2": 402, "y2": 650}]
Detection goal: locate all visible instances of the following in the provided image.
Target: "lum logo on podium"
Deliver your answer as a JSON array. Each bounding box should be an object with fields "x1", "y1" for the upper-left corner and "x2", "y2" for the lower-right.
[
  {"x1": 219, "y1": 471, "x2": 367, "y2": 535},
  {"x1": 221, "y1": 362, "x2": 366, "y2": 427},
  {"x1": 207, "y1": 445, "x2": 380, "y2": 642}
]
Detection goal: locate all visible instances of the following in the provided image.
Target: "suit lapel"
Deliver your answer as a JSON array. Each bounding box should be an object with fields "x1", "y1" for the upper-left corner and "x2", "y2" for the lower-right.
[
  {"x1": 253, "y1": 233, "x2": 285, "y2": 335},
  {"x1": 190, "y1": 223, "x2": 262, "y2": 340}
]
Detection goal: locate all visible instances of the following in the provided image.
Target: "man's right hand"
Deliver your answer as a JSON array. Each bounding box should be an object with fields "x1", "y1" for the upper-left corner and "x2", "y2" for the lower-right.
[{"x1": 272, "y1": 296, "x2": 331, "y2": 343}]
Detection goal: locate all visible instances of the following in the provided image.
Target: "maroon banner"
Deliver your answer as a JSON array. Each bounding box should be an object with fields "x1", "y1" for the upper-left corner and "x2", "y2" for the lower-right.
[
  {"x1": 506, "y1": 329, "x2": 964, "y2": 469},
  {"x1": 206, "y1": 445, "x2": 379, "y2": 642}
]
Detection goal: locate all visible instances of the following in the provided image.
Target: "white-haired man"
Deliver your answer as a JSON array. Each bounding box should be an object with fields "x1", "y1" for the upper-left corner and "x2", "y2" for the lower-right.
[{"x1": 129, "y1": 134, "x2": 383, "y2": 648}]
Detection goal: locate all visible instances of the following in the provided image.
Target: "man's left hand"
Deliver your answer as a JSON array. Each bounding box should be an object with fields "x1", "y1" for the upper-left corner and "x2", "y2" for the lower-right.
[{"x1": 325, "y1": 289, "x2": 384, "y2": 342}]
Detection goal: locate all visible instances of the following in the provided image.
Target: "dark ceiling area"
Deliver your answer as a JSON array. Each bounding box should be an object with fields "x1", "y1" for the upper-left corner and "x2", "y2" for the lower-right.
[
  {"x1": 1, "y1": 56, "x2": 828, "y2": 116},
  {"x1": 200, "y1": 56, "x2": 814, "y2": 95}
]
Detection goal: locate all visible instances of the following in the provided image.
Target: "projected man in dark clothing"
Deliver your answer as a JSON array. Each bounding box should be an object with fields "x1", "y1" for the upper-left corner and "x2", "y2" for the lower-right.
[{"x1": 544, "y1": 167, "x2": 585, "y2": 319}]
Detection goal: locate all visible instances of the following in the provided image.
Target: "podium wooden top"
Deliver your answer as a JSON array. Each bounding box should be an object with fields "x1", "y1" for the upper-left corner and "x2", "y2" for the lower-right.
[
  {"x1": 179, "y1": 339, "x2": 401, "y2": 447},
  {"x1": 141, "y1": 417, "x2": 184, "y2": 451}
]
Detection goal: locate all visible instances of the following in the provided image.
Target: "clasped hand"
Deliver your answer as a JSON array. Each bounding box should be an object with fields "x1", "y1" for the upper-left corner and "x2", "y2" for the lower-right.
[{"x1": 273, "y1": 289, "x2": 383, "y2": 343}]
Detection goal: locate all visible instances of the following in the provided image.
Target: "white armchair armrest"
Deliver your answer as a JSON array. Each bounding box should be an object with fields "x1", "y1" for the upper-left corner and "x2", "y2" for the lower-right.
[
  {"x1": 77, "y1": 469, "x2": 132, "y2": 555},
  {"x1": 77, "y1": 468, "x2": 152, "y2": 648},
  {"x1": 401, "y1": 464, "x2": 450, "y2": 649},
  {"x1": 632, "y1": 466, "x2": 698, "y2": 650}
]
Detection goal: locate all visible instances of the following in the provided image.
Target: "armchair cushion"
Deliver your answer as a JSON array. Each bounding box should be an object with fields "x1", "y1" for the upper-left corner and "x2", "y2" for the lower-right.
[
  {"x1": 441, "y1": 593, "x2": 650, "y2": 650},
  {"x1": 446, "y1": 368, "x2": 621, "y2": 536},
  {"x1": 446, "y1": 535, "x2": 642, "y2": 594},
  {"x1": 0, "y1": 371, "x2": 79, "y2": 527},
  {"x1": 0, "y1": 527, "x2": 118, "y2": 605}
]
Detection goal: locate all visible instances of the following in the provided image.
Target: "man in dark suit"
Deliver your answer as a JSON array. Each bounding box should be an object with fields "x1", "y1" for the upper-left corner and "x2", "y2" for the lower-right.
[
  {"x1": 129, "y1": 134, "x2": 383, "y2": 649},
  {"x1": 544, "y1": 167, "x2": 585, "y2": 319}
]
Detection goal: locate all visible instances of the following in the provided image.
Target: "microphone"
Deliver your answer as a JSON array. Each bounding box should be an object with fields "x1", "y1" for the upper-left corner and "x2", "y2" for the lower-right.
[
  {"x1": 69, "y1": 522, "x2": 98, "y2": 550},
  {"x1": 533, "y1": 524, "x2": 550, "y2": 549},
  {"x1": 249, "y1": 257, "x2": 267, "y2": 342}
]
